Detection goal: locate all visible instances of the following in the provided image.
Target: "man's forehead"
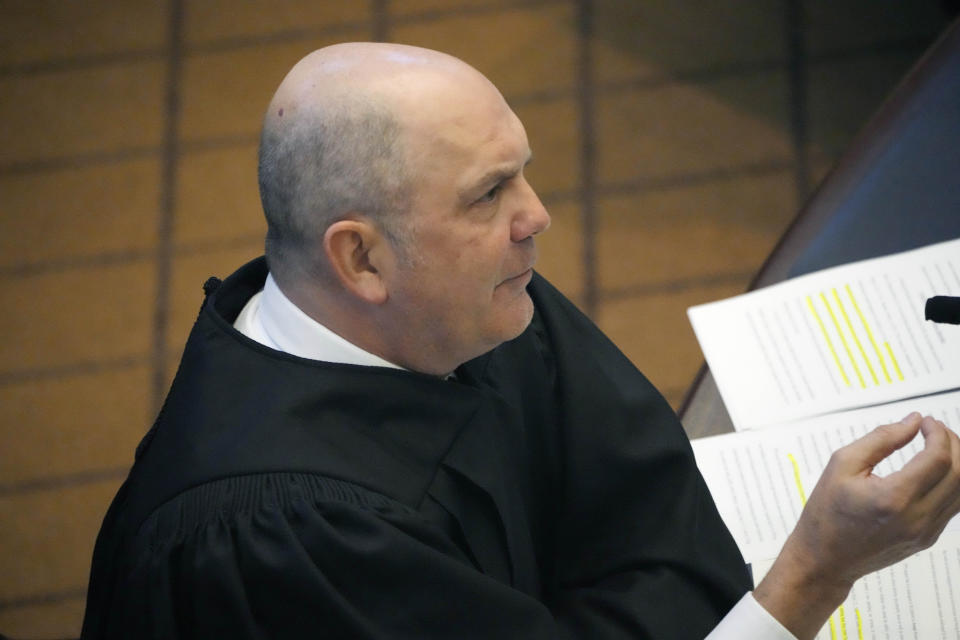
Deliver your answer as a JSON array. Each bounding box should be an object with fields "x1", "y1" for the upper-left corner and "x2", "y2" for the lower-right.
[
  {"x1": 402, "y1": 82, "x2": 524, "y2": 142},
  {"x1": 347, "y1": 55, "x2": 530, "y2": 186},
  {"x1": 410, "y1": 102, "x2": 528, "y2": 162}
]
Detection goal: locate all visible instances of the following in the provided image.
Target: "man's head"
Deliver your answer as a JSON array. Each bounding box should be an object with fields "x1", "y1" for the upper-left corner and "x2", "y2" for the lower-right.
[
  {"x1": 258, "y1": 43, "x2": 551, "y2": 374},
  {"x1": 258, "y1": 47, "x2": 412, "y2": 282}
]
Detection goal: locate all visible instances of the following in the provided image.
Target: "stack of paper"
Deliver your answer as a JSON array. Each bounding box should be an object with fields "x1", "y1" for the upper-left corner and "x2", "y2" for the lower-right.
[{"x1": 687, "y1": 238, "x2": 960, "y2": 639}]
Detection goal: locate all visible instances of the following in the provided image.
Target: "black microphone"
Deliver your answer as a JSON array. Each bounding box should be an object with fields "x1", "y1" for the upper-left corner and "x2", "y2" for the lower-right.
[{"x1": 925, "y1": 296, "x2": 960, "y2": 325}]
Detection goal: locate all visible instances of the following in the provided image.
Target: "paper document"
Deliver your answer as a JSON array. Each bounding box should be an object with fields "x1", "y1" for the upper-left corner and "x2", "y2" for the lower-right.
[
  {"x1": 688, "y1": 238, "x2": 960, "y2": 430},
  {"x1": 691, "y1": 391, "x2": 960, "y2": 561}
]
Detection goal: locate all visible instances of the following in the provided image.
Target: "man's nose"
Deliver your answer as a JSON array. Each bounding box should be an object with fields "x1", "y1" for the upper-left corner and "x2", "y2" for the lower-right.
[{"x1": 511, "y1": 179, "x2": 551, "y2": 242}]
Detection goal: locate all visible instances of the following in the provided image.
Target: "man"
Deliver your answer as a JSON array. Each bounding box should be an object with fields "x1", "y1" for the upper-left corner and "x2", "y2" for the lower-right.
[{"x1": 82, "y1": 43, "x2": 960, "y2": 639}]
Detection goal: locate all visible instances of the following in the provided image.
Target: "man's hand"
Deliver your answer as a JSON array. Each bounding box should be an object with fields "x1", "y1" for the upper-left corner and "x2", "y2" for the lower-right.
[{"x1": 754, "y1": 412, "x2": 960, "y2": 639}]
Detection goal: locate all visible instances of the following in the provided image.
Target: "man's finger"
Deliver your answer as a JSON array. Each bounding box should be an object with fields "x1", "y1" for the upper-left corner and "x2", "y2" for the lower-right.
[
  {"x1": 887, "y1": 417, "x2": 957, "y2": 501},
  {"x1": 836, "y1": 412, "x2": 923, "y2": 473},
  {"x1": 913, "y1": 420, "x2": 960, "y2": 522}
]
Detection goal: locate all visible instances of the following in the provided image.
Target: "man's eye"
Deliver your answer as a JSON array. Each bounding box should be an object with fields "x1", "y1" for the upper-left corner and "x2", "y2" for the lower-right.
[{"x1": 477, "y1": 184, "x2": 501, "y2": 203}]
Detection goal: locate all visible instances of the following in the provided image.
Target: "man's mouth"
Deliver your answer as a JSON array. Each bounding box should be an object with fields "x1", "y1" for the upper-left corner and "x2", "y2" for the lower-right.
[{"x1": 499, "y1": 267, "x2": 533, "y2": 287}]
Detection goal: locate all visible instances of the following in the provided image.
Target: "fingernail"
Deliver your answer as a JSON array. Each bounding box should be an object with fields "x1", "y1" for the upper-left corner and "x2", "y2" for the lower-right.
[{"x1": 902, "y1": 411, "x2": 921, "y2": 422}]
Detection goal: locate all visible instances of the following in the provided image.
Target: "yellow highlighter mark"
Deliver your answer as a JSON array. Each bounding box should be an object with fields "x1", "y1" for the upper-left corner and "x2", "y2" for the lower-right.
[
  {"x1": 856, "y1": 608, "x2": 864, "y2": 640},
  {"x1": 829, "y1": 616, "x2": 837, "y2": 640},
  {"x1": 821, "y1": 292, "x2": 866, "y2": 388},
  {"x1": 885, "y1": 342, "x2": 905, "y2": 381},
  {"x1": 806, "y1": 296, "x2": 851, "y2": 386},
  {"x1": 839, "y1": 606, "x2": 848, "y2": 640},
  {"x1": 787, "y1": 454, "x2": 807, "y2": 506},
  {"x1": 845, "y1": 284, "x2": 891, "y2": 383},
  {"x1": 833, "y1": 288, "x2": 876, "y2": 385}
]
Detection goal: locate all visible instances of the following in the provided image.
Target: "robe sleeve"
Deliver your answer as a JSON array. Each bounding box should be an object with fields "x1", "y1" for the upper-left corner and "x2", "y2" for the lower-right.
[{"x1": 103, "y1": 474, "x2": 565, "y2": 640}]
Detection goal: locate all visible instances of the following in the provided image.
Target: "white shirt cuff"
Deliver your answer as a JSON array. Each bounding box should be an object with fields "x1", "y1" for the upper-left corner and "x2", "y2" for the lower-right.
[{"x1": 705, "y1": 591, "x2": 797, "y2": 640}]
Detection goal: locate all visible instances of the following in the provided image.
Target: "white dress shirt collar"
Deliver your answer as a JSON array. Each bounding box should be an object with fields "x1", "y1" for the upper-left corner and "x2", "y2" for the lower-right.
[{"x1": 233, "y1": 273, "x2": 404, "y2": 370}]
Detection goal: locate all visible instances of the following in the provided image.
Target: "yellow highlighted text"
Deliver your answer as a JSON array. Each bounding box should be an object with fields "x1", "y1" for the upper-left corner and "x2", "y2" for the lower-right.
[
  {"x1": 845, "y1": 285, "x2": 891, "y2": 383},
  {"x1": 822, "y1": 292, "x2": 866, "y2": 388},
  {"x1": 885, "y1": 342, "x2": 904, "y2": 381},
  {"x1": 832, "y1": 288, "x2": 875, "y2": 385},
  {"x1": 807, "y1": 296, "x2": 851, "y2": 386}
]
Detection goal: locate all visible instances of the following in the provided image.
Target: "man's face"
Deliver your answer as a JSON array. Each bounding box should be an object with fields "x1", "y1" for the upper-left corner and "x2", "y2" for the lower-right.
[{"x1": 382, "y1": 83, "x2": 551, "y2": 373}]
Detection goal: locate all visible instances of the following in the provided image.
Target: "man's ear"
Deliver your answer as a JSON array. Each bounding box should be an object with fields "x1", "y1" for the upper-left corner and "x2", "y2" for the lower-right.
[{"x1": 323, "y1": 218, "x2": 389, "y2": 304}]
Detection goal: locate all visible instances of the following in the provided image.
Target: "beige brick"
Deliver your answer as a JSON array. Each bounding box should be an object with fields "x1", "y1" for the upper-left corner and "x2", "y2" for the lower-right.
[
  {"x1": 514, "y1": 98, "x2": 579, "y2": 198},
  {"x1": 536, "y1": 199, "x2": 582, "y2": 301},
  {"x1": 0, "y1": 158, "x2": 160, "y2": 268},
  {"x1": 596, "y1": 72, "x2": 792, "y2": 186},
  {"x1": 0, "y1": 261, "x2": 155, "y2": 373},
  {"x1": 0, "y1": 480, "x2": 119, "y2": 601},
  {"x1": 0, "y1": 60, "x2": 165, "y2": 166},
  {"x1": 392, "y1": 0, "x2": 527, "y2": 14},
  {"x1": 0, "y1": 596, "x2": 85, "y2": 640},
  {"x1": 185, "y1": 0, "x2": 370, "y2": 45},
  {"x1": 596, "y1": 171, "x2": 796, "y2": 294},
  {"x1": 0, "y1": 0, "x2": 165, "y2": 66},
  {"x1": 393, "y1": 4, "x2": 576, "y2": 100},
  {"x1": 594, "y1": 0, "x2": 786, "y2": 84},
  {"x1": 0, "y1": 366, "x2": 150, "y2": 486},
  {"x1": 179, "y1": 34, "x2": 366, "y2": 143},
  {"x1": 175, "y1": 143, "x2": 266, "y2": 247}
]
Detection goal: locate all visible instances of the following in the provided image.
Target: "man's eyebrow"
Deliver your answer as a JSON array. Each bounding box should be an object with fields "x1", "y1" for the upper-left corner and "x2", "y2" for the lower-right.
[{"x1": 460, "y1": 152, "x2": 534, "y2": 200}]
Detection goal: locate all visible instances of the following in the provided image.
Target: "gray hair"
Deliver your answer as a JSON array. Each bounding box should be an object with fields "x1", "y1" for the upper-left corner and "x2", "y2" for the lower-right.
[{"x1": 258, "y1": 99, "x2": 411, "y2": 282}]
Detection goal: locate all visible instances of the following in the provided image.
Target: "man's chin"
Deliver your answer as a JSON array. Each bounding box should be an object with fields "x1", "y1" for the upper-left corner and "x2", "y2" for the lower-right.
[{"x1": 500, "y1": 293, "x2": 536, "y2": 342}]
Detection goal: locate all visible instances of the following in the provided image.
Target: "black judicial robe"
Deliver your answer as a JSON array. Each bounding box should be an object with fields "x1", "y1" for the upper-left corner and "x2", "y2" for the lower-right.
[{"x1": 82, "y1": 257, "x2": 751, "y2": 639}]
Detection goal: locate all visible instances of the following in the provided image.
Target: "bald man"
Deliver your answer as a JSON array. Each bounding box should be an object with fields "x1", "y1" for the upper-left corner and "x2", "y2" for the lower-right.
[{"x1": 83, "y1": 44, "x2": 960, "y2": 639}]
